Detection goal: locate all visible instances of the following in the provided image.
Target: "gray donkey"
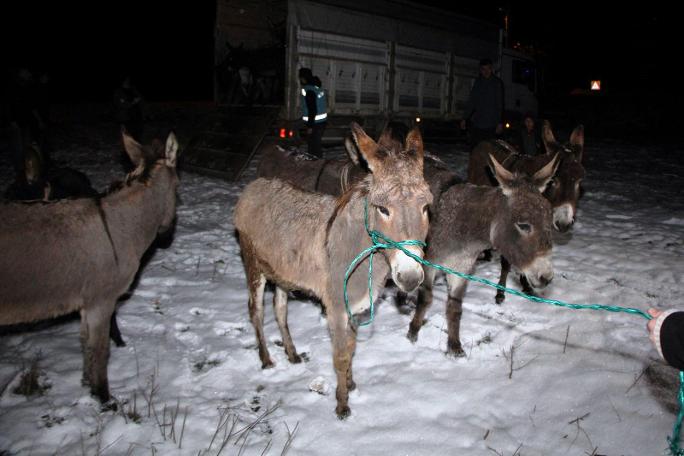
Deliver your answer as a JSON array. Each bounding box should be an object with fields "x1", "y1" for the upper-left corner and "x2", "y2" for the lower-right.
[
  {"x1": 468, "y1": 121, "x2": 585, "y2": 232},
  {"x1": 467, "y1": 121, "x2": 585, "y2": 303},
  {"x1": 234, "y1": 123, "x2": 432, "y2": 418},
  {"x1": 257, "y1": 121, "x2": 460, "y2": 203},
  {"x1": 0, "y1": 131, "x2": 179, "y2": 403},
  {"x1": 407, "y1": 153, "x2": 558, "y2": 356}
]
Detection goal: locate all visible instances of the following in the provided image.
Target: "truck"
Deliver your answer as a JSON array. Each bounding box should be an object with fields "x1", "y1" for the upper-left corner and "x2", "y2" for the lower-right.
[{"x1": 215, "y1": 0, "x2": 538, "y2": 136}]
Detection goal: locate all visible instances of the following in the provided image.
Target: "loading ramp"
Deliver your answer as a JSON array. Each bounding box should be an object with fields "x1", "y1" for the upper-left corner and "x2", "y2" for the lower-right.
[{"x1": 181, "y1": 105, "x2": 281, "y2": 181}]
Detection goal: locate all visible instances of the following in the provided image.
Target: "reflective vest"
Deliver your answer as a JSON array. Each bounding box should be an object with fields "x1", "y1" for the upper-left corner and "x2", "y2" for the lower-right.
[{"x1": 301, "y1": 85, "x2": 328, "y2": 123}]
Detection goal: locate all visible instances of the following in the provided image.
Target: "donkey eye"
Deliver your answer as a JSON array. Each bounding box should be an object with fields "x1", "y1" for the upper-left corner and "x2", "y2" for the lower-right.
[
  {"x1": 376, "y1": 205, "x2": 390, "y2": 217},
  {"x1": 422, "y1": 204, "x2": 429, "y2": 215},
  {"x1": 516, "y1": 223, "x2": 532, "y2": 234}
]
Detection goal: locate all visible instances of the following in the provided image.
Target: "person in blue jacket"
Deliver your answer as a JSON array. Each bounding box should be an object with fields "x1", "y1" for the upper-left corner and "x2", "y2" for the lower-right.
[{"x1": 299, "y1": 68, "x2": 327, "y2": 158}]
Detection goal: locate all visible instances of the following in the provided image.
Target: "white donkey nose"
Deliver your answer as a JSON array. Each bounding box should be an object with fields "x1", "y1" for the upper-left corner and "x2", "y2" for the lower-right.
[
  {"x1": 553, "y1": 204, "x2": 575, "y2": 232},
  {"x1": 522, "y1": 252, "x2": 554, "y2": 290},
  {"x1": 392, "y1": 246, "x2": 424, "y2": 293}
]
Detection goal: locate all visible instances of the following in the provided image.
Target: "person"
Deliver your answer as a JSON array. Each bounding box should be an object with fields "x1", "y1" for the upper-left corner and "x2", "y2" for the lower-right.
[
  {"x1": 512, "y1": 112, "x2": 542, "y2": 155},
  {"x1": 112, "y1": 76, "x2": 144, "y2": 142},
  {"x1": 7, "y1": 67, "x2": 49, "y2": 173},
  {"x1": 647, "y1": 308, "x2": 684, "y2": 370},
  {"x1": 299, "y1": 68, "x2": 327, "y2": 158},
  {"x1": 460, "y1": 58, "x2": 504, "y2": 148}
]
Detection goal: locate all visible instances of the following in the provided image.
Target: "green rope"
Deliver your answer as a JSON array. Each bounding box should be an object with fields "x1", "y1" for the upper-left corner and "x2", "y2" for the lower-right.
[{"x1": 343, "y1": 198, "x2": 683, "y2": 455}]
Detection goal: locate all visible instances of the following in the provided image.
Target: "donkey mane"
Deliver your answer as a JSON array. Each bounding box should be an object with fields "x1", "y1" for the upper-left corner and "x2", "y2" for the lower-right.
[
  {"x1": 325, "y1": 176, "x2": 371, "y2": 243},
  {"x1": 104, "y1": 158, "x2": 168, "y2": 195}
]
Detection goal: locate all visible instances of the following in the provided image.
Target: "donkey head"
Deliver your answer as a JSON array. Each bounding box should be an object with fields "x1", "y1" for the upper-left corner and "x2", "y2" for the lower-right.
[
  {"x1": 24, "y1": 141, "x2": 45, "y2": 187},
  {"x1": 122, "y1": 130, "x2": 179, "y2": 235},
  {"x1": 489, "y1": 154, "x2": 558, "y2": 289},
  {"x1": 350, "y1": 122, "x2": 432, "y2": 293},
  {"x1": 542, "y1": 121, "x2": 586, "y2": 232}
]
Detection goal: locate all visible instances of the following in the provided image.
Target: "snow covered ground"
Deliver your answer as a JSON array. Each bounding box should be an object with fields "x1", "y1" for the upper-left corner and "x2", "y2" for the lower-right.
[{"x1": 1, "y1": 120, "x2": 683, "y2": 456}]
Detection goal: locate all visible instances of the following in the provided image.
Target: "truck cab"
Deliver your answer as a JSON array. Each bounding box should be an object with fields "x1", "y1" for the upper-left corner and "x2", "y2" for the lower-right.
[{"x1": 499, "y1": 48, "x2": 538, "y2": 129}]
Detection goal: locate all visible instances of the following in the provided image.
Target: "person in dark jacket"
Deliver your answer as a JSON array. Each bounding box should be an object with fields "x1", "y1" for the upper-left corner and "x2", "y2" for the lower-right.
[
  {"x1": 299, "y1": 68, "x2": 327, "y2": 158},
  {"x1": 460, "y1": 58, "x2": 504, "y2": 148},
  {"x1": 647, "y1": 308, "x2": 684, "y2": 370},
  {"x1": 7, "y1": 68, "x2": 49, "y2": 175},
  {"x1": 113, "y1": 76, "x2": 144, "y2": 142},
  {"x1": 512, "y1": 112, "x2": 543, "y2": 155}
]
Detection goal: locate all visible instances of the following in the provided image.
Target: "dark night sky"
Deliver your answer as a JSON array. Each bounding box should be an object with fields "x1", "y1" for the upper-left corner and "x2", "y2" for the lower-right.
[
  {"x1": 3, "y1": 1, "x2": 216, "y2": 102},
  {"x1": 3, "y1": 1, "x2": 678, "y2": 105},
  {"x1": 427, "y1": 2, "x2": 677, "y2": 94}
]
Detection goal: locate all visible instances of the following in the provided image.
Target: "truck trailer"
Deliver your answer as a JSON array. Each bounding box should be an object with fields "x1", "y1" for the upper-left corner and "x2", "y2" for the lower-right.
[{"x1": 215, "y1": 0, "x2": 538, "y2": 135}]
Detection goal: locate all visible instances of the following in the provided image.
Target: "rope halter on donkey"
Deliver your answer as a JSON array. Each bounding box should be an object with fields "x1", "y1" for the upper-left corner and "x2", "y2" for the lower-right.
[{"x1": 342, "y1": 198, "x2": 684, "y2": 455}]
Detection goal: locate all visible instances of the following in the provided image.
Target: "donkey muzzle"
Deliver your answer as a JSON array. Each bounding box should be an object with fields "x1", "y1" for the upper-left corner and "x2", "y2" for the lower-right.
[
  {"x1": 391, "y1": 246, "x2": 425, "y2": 293},
  {"x1": 553, "y1": 204, "x2": 575, "y2": 232},
  {"x1": 522, "y1": 253, "x2": 554, "y2": 289}
]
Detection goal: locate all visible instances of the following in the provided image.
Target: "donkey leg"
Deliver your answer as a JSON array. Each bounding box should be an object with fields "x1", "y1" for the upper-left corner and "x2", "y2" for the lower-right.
[
  {"x1": 407, "y1": 267, "x2": 436, "y2": 343},
  {"x1": 395, "y1": 288, "x2": 417, "y2": 315},
  {"x1": 248, "y1": 274, "x2": 273, "y2": 368},
  {"x1": 345, "y1": 328, "x2": 357, "y2": 391},
  {"x1": 109, "y1": 310, "x2": 126, "y2": 347},
  {"x1": 444, "y1": 263, "x2": 474, "y2": 357},
  {"x1": 329, "y1": 315, "x2": 355, "y2": 419},
  {"x1": 273, "y1": 286, "x2": 301, "y2": 364},
  {"x1": 80, "y1": 304, "x2": 114, "y2": 403},
  {"x1": 496, "y1": 256, "x2": 511, "y2": 304},
  {"x1": 520, "y1": 275, "x2": 536, "y2": 297},
  {"x1": 240, "y1": 236, "x2": 274, "y2": 368}
]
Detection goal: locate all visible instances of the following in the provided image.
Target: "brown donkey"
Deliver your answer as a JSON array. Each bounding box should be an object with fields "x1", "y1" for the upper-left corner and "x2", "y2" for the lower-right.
[
  {"x1": 0, "y1": 131, "x2": 179, "y2": 403},
  {"x1": 467, "y1": 121, "x2": 584, "y2": 303},
  {"x1": 407, "y1": 154, "x2": 558, "y2": 355},
  {"x1": 234, "y1": 123, "x2": 432, "y2": 418}
]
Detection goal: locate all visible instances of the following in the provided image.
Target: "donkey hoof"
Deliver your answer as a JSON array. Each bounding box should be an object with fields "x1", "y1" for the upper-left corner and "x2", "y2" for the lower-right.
[
  {"x1": 92, "y1": 386, "x2": 111, "y2": 404},
  {"x1": 289, "y1": 354, "x2": 303, "y2": 364},
  {"x1": 261, "y1": 359, "x2": 275, "y2": 369},
  {"x1": 100, "y1": 398, "x2": 118, "y2": 412},
  {"x1": 446, "y1": 343, "x2": 466, "y2": 358},
  {"x1": 407, "y1": 330, "x2": 419, "y2": 343},
  {"x1": 336, "y1": 405, "x2": 351, "y2": 420},
  {"x1": 113, "y1": 338, "x2": 127, "y2": 348},
  {"x1": 495, "y1": 293, "x2": 506, "y2": 305}
]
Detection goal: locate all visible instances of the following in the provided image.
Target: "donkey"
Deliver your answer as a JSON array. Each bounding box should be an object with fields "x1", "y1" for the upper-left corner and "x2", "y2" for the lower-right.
[
  {"x1": 215, "y1": 40, "x2": 284, "y2": 104},
  {"x1": 4, "y1": 137, "x2": 99, "y2": 202},
  {"x1": 257, "y1": 143, "x2": 367, "y2": 197},
  {"x1": 468, "y1": 121, "x2": 585, "y2": 231},
  {"x1": 467, "y1": 121, "x2": 585, "y2": 303},
  {"x1": 407, "y1": 154, "x2": 558, "y2": 356},
  {"x1": 234, "y1": 123, "x2": 432, "y2": 418},
  {"x1": 3, "y1": 134, "x2": 128, "y2": 347},
  {"x1": 0, "y1": 131, "x2": 179, "y2": 403},
  {"x1": 258, "y1": 121, "x2": 460, "y2": 202}
]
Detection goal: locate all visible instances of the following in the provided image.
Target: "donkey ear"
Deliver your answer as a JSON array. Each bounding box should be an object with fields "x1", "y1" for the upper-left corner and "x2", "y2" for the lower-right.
[
  {"x1": 570, "y1": 125, "x2": 584, "y2": 162},
  {"x1": 350, "y1": 122, "x2": 381, "y2": 172},
  {"x1": 405, "y1": 127, "x2": 425, "y2": 167},
  {"x1": 344, "y1": 136, "x2": 361, "y2": 166},
  {"x1": 542, "y1": 120, "x2": 556, "y2": 153},
  {"x1": 122, "y1": 128, "x2": 145, "y2": 169},
  {"x1": 532, "y1": 152, "x2": 560, "y2": 193},
  {"x1": 165, "y1": 131, "x2": 179, "y2": 167},
  {"x1": 488, "y1": 153, "x2": 515, "y2": 195}
]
